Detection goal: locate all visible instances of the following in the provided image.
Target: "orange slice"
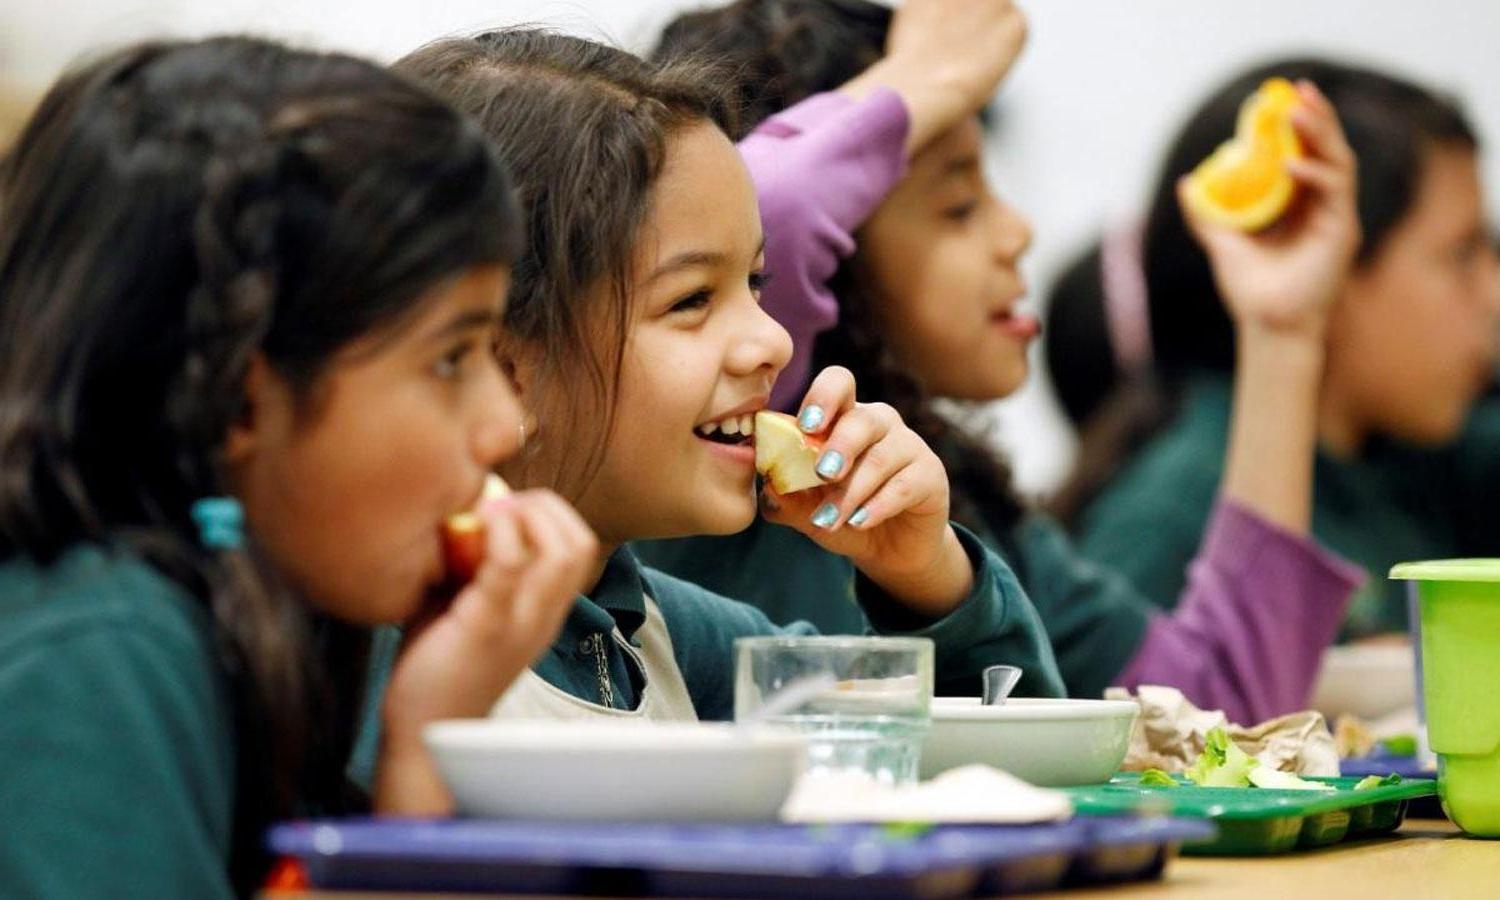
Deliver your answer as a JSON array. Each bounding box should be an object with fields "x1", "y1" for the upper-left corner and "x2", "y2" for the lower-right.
[{"x1": 1182, "y1": 77, "x2": 1304, "y2": 232}]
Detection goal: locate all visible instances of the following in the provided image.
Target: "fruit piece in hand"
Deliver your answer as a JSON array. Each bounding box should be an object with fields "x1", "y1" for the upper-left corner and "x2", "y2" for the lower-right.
[
  {"x1": 1182, "y1": 77, "x2": 1304, "y2": 232},
  {"x1": 754, "y1": 411, "x2": 826, "y2": 495},
  {"x1": 441, "y1": 474, "x2": 511, "y2": 585}
]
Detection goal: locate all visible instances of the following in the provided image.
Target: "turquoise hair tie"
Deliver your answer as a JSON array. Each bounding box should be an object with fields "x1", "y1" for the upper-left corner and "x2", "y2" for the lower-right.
[{"x1": 191, "y1": 497, "x2": 245, "y2": 550}]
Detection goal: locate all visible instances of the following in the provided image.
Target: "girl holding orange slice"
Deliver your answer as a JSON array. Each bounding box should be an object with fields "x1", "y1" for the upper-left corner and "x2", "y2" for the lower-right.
[{"x1": 1051, "y1": 59, "x2": 1500, "y2": 641}]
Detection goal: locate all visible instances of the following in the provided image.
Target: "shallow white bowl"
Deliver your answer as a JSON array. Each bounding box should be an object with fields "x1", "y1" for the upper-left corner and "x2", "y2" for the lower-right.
[
  {"x1": 920, "y1": 697, "x2": 1138, "y2": 786},
  {"x1": 424, "y1": 719, "x2": 806, "y2": 822},
  {"x1": 1309, "y1": 643, "x2": 1417, "y2": 721}
]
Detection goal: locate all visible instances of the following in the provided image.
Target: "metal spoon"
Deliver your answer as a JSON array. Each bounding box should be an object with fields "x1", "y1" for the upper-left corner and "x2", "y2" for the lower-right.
[{"x1": 982, "y1": 665, "x2": 1022, "y2": 705}]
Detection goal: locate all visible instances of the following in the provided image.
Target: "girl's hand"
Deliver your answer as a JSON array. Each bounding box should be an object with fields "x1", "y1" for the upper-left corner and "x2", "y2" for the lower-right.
[
  {"x1": 1180, "y1": 80, "x2": 1361, "y2": 339},
  {"x1": 375, "y1": 489, "x2": 597, "y2": 814},
  {"x1": 761, "y1": 366, "x2": 973, "y2": 618},
  {"x1": 842, "y1": 0, "x2": 1027, "y2": 154}
]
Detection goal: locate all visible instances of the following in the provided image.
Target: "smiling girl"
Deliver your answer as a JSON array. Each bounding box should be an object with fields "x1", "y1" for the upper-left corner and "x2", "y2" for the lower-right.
[
  {"x1": 0, "y1": 37, "x2": 593, "y2": 896},
  {"x1": 378, "y1": 29, "x2": 1062, "y2": 807}
]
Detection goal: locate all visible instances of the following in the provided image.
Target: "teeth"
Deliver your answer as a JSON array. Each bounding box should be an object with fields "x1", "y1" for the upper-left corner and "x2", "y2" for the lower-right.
[{"x1": 698, "y1": 411, "x2": 762, "y2": 438}]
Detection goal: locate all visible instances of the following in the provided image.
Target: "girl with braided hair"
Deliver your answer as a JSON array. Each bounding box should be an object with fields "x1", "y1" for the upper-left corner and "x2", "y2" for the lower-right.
[
  {"x1": 0, "y1": 36, "x2": 594, "y2": 897},
  {"x1": 636, "y1": 0, "x2": 1368, "y2": 723}
]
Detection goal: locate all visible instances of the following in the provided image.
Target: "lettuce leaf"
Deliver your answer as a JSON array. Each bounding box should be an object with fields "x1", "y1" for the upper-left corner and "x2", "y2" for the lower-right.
[
  {"x1": 1380, "y1": 735, "x2": 1418, "y2": 757},
  {"x1": 1184, "y1": 727, "x2": 1258, "y2": 787},
  {"x1": 1139, "y1": 769, "x2": 1180, "y2": 788}
]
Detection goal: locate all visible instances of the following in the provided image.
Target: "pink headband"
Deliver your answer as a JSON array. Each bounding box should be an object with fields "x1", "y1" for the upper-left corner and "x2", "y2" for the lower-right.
[{"x1": 1100, "y1": 221, "x2": 1153, "y2": 374}]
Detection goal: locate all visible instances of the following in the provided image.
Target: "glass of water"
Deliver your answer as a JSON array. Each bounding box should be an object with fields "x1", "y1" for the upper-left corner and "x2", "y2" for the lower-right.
[{"x1": 734, "y1": 635, "x2": 933, "y2": 785}]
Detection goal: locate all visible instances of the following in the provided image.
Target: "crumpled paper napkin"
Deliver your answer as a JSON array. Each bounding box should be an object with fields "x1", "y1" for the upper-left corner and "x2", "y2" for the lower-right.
[{"x1": 1105, "y1": 685, "x2": 1339, "y2": 776}]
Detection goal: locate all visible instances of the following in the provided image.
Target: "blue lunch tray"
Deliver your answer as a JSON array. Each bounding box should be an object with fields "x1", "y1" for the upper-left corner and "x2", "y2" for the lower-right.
[{"x1": 268, "y1": 816, "x2": 1215, "y2": 898}]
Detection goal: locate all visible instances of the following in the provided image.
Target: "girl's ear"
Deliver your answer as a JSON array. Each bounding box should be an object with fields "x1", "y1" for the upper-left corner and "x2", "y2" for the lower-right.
[
  {"x1": 497, "y1": 337, "x2": 541, "y2": 400},
  {"x1": 496, "y1": 337, "x2": 543, "y2": 436},
  {"x1": 224, "y1": 353, "x2": 287, "y2": 469}
]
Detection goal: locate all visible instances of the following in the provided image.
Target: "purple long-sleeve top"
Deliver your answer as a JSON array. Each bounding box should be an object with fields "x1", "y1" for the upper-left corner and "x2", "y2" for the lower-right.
[{"x1": 739, "y1": 88, "x2": 1364, "y2": 723}]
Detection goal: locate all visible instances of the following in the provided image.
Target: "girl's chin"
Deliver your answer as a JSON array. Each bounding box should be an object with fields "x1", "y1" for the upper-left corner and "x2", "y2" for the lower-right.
[
  {"x1": 686, "y1": 490, "x2": 760, "y2": 536},
  {"x1": 309, "y1": 590, "x2": 425, "y2": 628},
  {"x1": 941, "y1": 367, "x2": 1030, "y2": 402}
]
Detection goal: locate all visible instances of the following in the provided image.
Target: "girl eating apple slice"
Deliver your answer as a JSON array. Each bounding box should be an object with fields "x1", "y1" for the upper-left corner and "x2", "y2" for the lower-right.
[{"x1": 363, "y1": 27, "x2": 1068, "y2": 816}]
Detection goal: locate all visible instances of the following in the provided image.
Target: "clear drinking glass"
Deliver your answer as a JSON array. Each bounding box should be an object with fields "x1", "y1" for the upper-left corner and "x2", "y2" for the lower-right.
[{"x1": 734, "y1": 636, "x2": 934, "y2": 785}]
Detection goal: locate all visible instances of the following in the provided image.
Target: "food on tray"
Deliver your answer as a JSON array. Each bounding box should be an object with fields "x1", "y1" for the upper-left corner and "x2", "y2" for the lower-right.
[
  {"x1": 1184, "y1": 728, "x2": 1259, "y2": 787},
  {"x1": 780, "y1": 764, "x2": 1073, "y2": 824},
  {"x1": 1108, "y1": 686, "x2": 1338, "y2": 777},
  {"x1": 1179, "y1": 728, "x2": 1334, "y2": 791}
]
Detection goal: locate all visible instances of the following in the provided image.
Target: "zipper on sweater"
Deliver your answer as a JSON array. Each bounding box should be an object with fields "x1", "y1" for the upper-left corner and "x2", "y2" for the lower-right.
[{"x1": 583, "y1": 632, "x2": 615, "y2": 708}]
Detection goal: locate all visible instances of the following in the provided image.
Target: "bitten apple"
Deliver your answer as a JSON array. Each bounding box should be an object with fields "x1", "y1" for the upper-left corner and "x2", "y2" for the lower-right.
[
  {"x1": 441, "y1": 474, "x2": 511, "y2": 585},
  {"x1": 754, "y1": 411, "x2": 826, "y2": 494}
]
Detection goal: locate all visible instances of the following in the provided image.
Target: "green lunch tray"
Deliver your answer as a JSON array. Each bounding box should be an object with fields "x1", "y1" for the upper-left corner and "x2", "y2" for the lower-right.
[{"x1": 1063, "y1": 774, "x2": 1437, "y2": 856}]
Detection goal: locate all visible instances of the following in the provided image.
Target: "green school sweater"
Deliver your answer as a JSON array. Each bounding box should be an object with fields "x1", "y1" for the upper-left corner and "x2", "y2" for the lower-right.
[
  {"x1": 635, "y1": 513, "x2": 1154, "y2": 702},
  {"x1": 0, "y1": 545, "x2": 237, "y2": 899},
  {"x1": 1074, "y1": 377, "x2": 1500, "y2": 637},
  {"x1": 547, "y1": 527, "x2": 1062, "y2": 711},
  {"x1": 351, "y1": 525, "x2": 1065, "y2": 787}
]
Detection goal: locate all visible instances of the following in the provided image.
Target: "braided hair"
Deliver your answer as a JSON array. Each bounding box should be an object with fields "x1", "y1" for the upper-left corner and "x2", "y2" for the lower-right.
[
  {"x1": 0, "y1": 37, "x2": 518, "y2": 890},
  {"x1": 654, "y1": 0, "x2": 1028, "y2": 541}
]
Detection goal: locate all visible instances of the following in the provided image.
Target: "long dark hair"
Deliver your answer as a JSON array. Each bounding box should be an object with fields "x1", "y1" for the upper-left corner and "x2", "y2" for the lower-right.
[
  {"x1": 395, "y1": 30, "x2": 732, "y2": 499},
  {"x1": 0, "y1": 37, "x2": 518, "y2": 891},
  {"x1": 1047, "y1": 57, "x2": 1478, "y2": 523},
  {"x1": 653, "y1": 0, "x2": 1027, "y2": 540}
]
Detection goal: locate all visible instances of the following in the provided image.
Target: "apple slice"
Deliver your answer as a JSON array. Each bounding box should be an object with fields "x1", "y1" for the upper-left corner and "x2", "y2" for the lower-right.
[
  {"x1": 442, "y1": 474, "x2": 511, "y2": 585},
  {"x1": 754, "y1": 411, "x2": 826, "y2": 494}
]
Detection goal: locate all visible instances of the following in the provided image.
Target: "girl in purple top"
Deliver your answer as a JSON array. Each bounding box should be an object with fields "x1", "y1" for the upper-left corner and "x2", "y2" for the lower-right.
[{"x1": 636, "y1": 0, "x2": 1365, "y2": 723}]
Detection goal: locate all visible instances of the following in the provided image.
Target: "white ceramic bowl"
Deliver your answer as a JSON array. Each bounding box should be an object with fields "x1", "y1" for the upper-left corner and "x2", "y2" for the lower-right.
[
  {"x1": 1309, "y1": 643, "x2": 1417, "y2": 720},
  {"x1": 920, "y1": 697, "x2": 1138, "y2": 786},
  {"x1": 424, "y1": 719, "x2": 806, "y2": 822}
]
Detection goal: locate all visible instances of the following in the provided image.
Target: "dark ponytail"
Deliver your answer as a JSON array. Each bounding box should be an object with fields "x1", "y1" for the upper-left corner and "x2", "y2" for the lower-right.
[{"x1": 0, "y1": 36, "x2": 518, "y2": 890}]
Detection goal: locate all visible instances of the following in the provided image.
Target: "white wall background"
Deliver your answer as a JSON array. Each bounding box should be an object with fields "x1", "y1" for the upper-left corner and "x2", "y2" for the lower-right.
[{"x1": 5, "y1": 1, "x2": 1498, "y2": 495}]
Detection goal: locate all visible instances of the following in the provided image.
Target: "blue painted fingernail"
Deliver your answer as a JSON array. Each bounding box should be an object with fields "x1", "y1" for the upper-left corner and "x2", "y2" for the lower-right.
[
  {"x1": 816, "y1": 450, "x2": 844, "y2": 479},
  {"x1": 798, "y1": 405, "x2": 825, "y2": 433},
  {"x1": 848, "y1": 506, "x2": 870, "y2": 527},
  {"x1": 811, "y1": 502, "x2": 839, "y2": 529}
]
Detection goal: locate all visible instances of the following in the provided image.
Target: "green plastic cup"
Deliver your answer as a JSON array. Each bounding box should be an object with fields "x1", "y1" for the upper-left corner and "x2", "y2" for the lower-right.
[{"x1": 1390, "y1": 560, "x2": 1500, "y2": 837}]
